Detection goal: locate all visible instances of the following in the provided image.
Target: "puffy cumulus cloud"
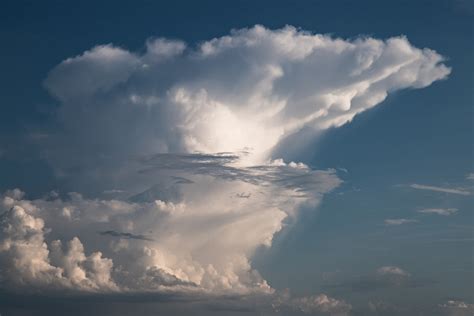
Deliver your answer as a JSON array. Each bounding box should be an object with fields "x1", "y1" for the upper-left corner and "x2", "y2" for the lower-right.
[
  {"x1": 1, "y1": 25, "x2": 450, "y2": 306},
  {"x1": 0, "y1": 202, "x2": 117, "y2": 292},
  {"x1": 0, "y1": 158, "x2": 339, "y2": 295},
  {"x1": 0, "y1": 185, "x2": 351, "y2": 314}
]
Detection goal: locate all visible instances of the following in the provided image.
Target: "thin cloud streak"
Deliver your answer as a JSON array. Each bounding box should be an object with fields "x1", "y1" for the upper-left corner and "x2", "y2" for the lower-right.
[
  {"x1": 384, "y1": 218, "x2": 418, "y2": 225},
  {"x1": 417, "y1": 208, "x2": 458, "y2": 216},
  {"x1": 409, "y1": 184, "x2": 471, "y2": 195}
]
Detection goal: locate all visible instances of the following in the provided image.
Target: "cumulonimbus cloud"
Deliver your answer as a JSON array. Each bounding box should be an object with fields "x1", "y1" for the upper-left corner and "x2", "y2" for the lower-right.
[
  {"x1": 0, "y1": 25, "x2": 450, "y2": 312},
  {"x1": 40, "y1": 25, "x2": 450, "y2": 193}
]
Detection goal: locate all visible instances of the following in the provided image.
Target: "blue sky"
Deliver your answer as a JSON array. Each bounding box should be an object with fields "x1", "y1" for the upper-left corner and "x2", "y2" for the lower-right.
[{"x1": 0, "y1": 1, "x2": 472, "y2": 315}]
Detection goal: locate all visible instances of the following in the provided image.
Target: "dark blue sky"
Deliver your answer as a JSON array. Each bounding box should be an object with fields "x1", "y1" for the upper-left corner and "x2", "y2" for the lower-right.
[{"x1": 0, "y1": 1, "x2": 472, "y2": 315}]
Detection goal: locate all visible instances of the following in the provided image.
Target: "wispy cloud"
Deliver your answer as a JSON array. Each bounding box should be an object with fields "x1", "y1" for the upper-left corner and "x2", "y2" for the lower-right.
[
  {"x1": 417, "y1": 208, "x2": 458, "y2": 216},
  {"x1": 99, "y1": 230, "x2": 154, "y2": 241},
  {"x1": 409, "y1": 184, "x2": 471, "y2": 195},
  {"x1": 138, "y1": 153, "x2": 341, "y2": 199},
  {"x1": 324, "y1": 266, "x2": 424, "y2": 293},
  {"x1": 384, "y1": 218, "x2": 418, "y2": 226}
]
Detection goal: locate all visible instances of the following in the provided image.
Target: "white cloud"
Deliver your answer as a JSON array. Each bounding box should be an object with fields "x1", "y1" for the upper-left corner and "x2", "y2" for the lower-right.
[
  {"x1": 384, "y1": 218, "x2": 417, "y2": 225},
  {"x1": 466, "y1": 173, "x2": 474, "y2": 181},
  {"x1": 0, "y1": 160, "x2": 339, "y2": 294},
  {"x1": 367, "y1": 300, "x2": 397, "y2": 314},
  {"x1": 439, "y1": 300, "x2": 474, "y2": 316},
  {"x1": 417, "y1": 208, "x2": 458, "y2": 216},
  {"x1": 41, "y1": 25, "x2": 449, "y2": 193},
  {"x1": 372, "y1": 266, "x2": 412, "y2": 288},
  {"x1": 272, "y1": 290, "x2": 351, "y2": 316},
  {"x1": 291, "y1": 294, "x2": 352, "y2": 315},
  {"x1": 334, "y1": 266, "x2": 415, "y2": 293},
  {"x1": 1, "y1": 25, "x2": 450, "y2": 301},
  {"x1": 376, "y1": 266, "x2": 410, "y2": 277},
  {"x1": 409, "y1": 184, "x2": 471, "y2": 196},
  {"x1": 440, "y1": 301, "x2": 472, "y2": 309},
  {"x1": 45, "y1": 45, "x2": 140, "y2": 102},
  {"x1": 0, "y1": 204, "x2": 117, "y2": 292},
  {"x1": 0, "y1": 184, "x2": 351, "y2": 314}
]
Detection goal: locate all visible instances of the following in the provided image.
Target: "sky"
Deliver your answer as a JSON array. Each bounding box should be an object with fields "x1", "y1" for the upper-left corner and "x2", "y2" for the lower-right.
[{"x1": 0, "y1": 0, "x2": 472, "y2": 315}]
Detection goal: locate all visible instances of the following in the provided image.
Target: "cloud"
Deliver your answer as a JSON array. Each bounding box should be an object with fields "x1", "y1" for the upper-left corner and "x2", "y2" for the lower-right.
[
  {"x1": 0, "y1": 204, "x2": 117, "y2": 292},
  {"x1": 376, "y1": 266, "x2": 410, "y2": 277},
  {"x1": 1, "y1": 25, "x2": 450, "y2": 302},
  {"x1": 137, "y1": 153, "x2": 341, "y2": 201},
  {"x1": 290, "y1": 294, "x2": 352, "y2": 315},
  {"x1": 324, "y1": 266, "x2": 427, "y2": 293},
  {"x1": 0, "y1": 290, "x2": 351, "y2": 316},
  {"x1": 45, "y1": 45, "x2": 141, "y2": 102},
  {"x1": 466, "y1": 173, "x2": 474, "y2": 181},
  {"x1": 367, "y1": 300, "x2": 399, "y2": 315},
  {"x1": 99, "y1": 230, "x2": 154, "y2": 241},
  {"x1": 0, "y1": 162, "x2": 339, "y2": 295},
  {"x1": 269, "y1": 290, "x2": 351, "y2": 316},
  {"x1": 439, "y1": 300, "x2": 474, "y2": 316},
  {"x1": 1, "y1": 187, "x2": 349, "y2": 311},
  {"x1": 384, "y1": 218, "x2": 418, "y2": 225},
  {"x1": 40, "y1": 25, "x2": 450, "y2": 194},
  {"x1": 409, "y1": 184, "x2": 471, "y2": 196},
  {"x1": 417, "y1": 208, "x2": 458, "y2": 216}
]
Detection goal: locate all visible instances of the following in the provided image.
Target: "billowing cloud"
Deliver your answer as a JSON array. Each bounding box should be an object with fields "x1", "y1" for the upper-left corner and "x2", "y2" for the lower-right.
[
  {"x1": 1, "y1": 25, "x2": 450, "y2": 304},
  {"x1": 1, "y1": 163, "x2": 339, "y2": 295},
  {"x1": 40, "y1": 25, "x2": 450, "y2": 194},
  {"x1": 0, "y1": 201, "x2": 117, "y2": 292}
]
